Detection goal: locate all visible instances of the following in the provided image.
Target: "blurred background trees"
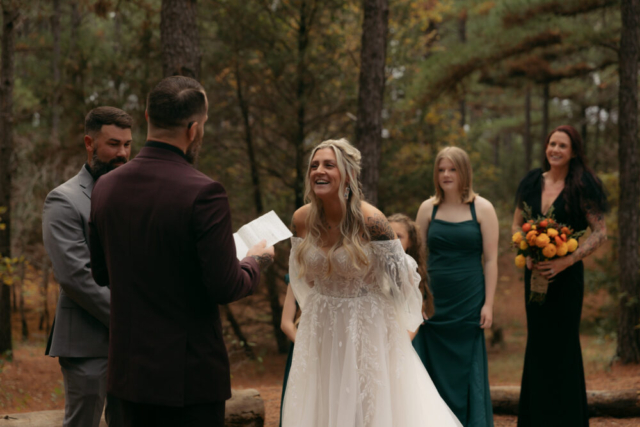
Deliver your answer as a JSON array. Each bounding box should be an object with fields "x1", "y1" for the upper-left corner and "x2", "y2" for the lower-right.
[{"x1": 0, "y1": 0, "x2": 637, "y2": 362}]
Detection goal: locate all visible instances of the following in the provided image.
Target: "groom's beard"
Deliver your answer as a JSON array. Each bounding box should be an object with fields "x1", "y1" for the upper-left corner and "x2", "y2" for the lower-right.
[
  {"x1": 185, "y1": 134, "x2": 203, "y2": 165},
  {"x1": 90, "y1": 150, "x2": 127, "y2": 180}
]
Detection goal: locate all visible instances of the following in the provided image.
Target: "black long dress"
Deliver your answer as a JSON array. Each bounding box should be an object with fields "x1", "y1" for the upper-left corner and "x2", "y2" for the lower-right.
[{"x1": 515, "y1": 168, "x2": 607, "y2": 427}]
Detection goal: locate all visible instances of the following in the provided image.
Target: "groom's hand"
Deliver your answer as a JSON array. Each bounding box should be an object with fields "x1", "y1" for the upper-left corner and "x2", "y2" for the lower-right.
[{"x1": 247, "y1": 240, "x2": 275, "y2": 270}]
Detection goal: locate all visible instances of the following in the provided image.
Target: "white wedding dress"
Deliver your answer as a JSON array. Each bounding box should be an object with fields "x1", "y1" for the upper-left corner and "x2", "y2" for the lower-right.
[{"x1": 282, "y1": 237, "x2": 462, "y2": 427}]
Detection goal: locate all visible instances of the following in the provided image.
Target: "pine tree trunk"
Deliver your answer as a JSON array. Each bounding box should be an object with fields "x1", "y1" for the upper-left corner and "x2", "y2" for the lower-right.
[
  {"x1": 581, "y1": 105, "x2": 588, "y2": 157},
  {"x1": 19, "y1": 262, "x2": 27, "y2": 341},
  {"x1": 458, "y1": 11, "x2": 466, "y2": 129},
  {"x1": 0, "y1": 0, "x2": 17, "y2": 355},
  {"x1": 50, "y1": 0, "x2": 61, "y2": 144},
  {"x1": 524, "y1": 86, "x2": 532, "y2": 171},
  {"x1": 293, "y1": 0, "x2": 309, "y2": 210},
  {"x1": 356, "y1": 0, "x2": 389, "y2": 206},
  {"x1": 40, "y1": 260, "x2": 51, "y2": 334},
  {"x1": 616, "y1": 0, "x2": 640, "y2": 364},
  {"x1": 160, "y1": 0, "x2": 201, "y2": 80},
  {"x1": 540, "y1": 82, "x2": 550, "y2": 165}
]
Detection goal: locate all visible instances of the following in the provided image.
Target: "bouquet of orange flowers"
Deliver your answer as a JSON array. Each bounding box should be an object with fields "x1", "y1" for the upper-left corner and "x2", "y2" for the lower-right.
[{"x1": 512, "y1": 203, "x2": 584, "y2": 303}]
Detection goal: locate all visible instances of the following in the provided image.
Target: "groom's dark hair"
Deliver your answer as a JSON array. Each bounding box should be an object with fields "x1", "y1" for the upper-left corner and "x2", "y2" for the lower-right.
[{"x1": 147, "y1": 76, "x2": 206, "y2": 130}]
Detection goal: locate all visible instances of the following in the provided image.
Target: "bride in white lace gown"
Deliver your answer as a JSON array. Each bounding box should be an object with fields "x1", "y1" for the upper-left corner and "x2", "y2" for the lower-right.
[{"x1": 281, "y1": 139, "x2": 461, "y2": 427}]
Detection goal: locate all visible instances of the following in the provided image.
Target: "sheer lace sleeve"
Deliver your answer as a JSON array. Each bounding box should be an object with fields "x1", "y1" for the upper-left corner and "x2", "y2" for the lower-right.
[
  {"x1": 288, "y1": 237, "x2": 314, "y2": 310},
  {"x1": 370, "y1": 240, "x2": 423, "y2": 333}
]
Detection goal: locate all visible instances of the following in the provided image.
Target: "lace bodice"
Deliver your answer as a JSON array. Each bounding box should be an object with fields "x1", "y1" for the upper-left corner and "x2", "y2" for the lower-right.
[{"x1": 289, "y1": 237, "x2": 423, "y2": 332}]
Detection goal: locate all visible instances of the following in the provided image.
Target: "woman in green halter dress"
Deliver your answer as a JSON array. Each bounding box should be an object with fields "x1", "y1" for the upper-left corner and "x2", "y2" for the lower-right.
[{"x1": 414, "y1": 147, "x2": 498, "y2": 427}]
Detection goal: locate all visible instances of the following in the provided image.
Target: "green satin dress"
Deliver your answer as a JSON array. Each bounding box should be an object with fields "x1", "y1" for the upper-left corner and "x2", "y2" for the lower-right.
[{"x1": 412, "y1": 201, "x2": 494, "y2": 427}]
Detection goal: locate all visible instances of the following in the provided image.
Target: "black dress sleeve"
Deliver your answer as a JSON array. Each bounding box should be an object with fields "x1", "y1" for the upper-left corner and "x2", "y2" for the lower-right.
[
  {"x1": 515, "y1": 168, "x2": 543, "y2": 210},
  {"x1": 580, "y1": 171, "x2": 609, "y2": 215}
]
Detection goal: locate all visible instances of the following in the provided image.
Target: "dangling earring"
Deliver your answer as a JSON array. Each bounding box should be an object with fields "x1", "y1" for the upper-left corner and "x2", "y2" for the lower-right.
[{"x1": 344, "y1": 186, "x2": 351, "y2": 199}]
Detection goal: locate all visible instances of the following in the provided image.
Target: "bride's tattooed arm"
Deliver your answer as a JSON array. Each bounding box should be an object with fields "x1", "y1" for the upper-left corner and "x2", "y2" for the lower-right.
[
  {"x1": 570, "y1": 208, "x2": 607, "y2": 264},
  {"x1": 367, "y1": 213, "x2": 397, "y2": 241}
]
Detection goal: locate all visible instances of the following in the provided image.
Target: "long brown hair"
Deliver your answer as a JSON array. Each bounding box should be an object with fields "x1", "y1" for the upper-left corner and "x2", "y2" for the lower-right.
[
  {"x1": 542, "y1": 125, "x2": 608, "y2": 224},
  {"x1": 388, "y1": 214, "x2": 435, "y2": 318}
]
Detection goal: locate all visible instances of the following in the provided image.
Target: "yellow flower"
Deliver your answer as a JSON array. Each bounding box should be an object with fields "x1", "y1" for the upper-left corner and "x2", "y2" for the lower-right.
[
  {"x1": 546, "y1": 228, "x2": 558, "y2": 238},
  {"x1": 542, "y1": 243, "x2": 557, "y2": 258},
  {"x1": 536, "y1": 233, "x2": 550, "y2": 248},
  {"x1": 519, "y1": 240, "x2": 528, "y2": 250},
  {"x1": 567, "y1": 238, "x2": 578, "y2": 252},
  {"x1": 515, "y1": 254, "x2": 526, "y2": 268},
  {"x1": 512, "y1": 232, "x2": 523, "y2": 244},
  {"x1": 556, "y1": 242, "x2": 568, "y2": 257}
]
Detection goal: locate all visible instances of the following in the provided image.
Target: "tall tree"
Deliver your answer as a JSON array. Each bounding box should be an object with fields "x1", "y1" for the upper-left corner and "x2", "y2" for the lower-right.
[
  {"x1": 51, "y1": 0, "x2": 61, "y2": 144},
  {"x1": 356, "y1": 0, "x2": 389, "y2": 205},
  {"x1": 161, "y1": 0, "x2": 201, "y2": 79},
  {"x1": 0, "y1": 0, "x2": 18, "y2": 354},
  {"x1": 616, "y1": 0, "x2": 640, "y2": 364}
]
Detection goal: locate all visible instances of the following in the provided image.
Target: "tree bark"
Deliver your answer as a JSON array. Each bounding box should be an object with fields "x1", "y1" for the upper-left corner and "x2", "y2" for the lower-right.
[
  {"x1": 19, "y1": 262, "x2": 27, "y2": 341},
  {"x1": 50, "y1": 0, "x2": 61, "y2": 144},
  {"x1": 540, "y1": 82, "x2": 550, "y2": 165},
  {"x1": 39, "y1": 260, "x2": 51, "y2": 334},
  {"x1": 616, "y1": 0, "x2": 640, "y2": 364},
  {"x1": 355, "y1": 0, "x2": 389, "y2": 206},
  {"x1": 293, "y1": 0, "x2": 310, "y2": 210},
  {"x1": 458, "y1": 10, "x2": 466, "y2": 129},
  {"x1": 160, "y1": 0, "x2": 201, "y2": 80},
  {"x1": 0, "y1": 0, "x2": 18, "y2": 355},
  {"x1": 524, "y1": 86, "x2": 532, "y2": 171},
  {"x1": 581, "y1": 104, "x2": 588, "y2": 157}
]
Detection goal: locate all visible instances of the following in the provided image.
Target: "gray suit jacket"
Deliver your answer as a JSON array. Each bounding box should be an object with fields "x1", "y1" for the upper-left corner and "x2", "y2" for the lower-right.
[{"x1": 43, "y1": 165, "x2": 110, "y2": 357}]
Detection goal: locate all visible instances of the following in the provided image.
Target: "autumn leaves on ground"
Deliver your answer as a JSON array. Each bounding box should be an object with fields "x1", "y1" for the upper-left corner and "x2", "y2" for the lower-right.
[{"x1": 1, "y1": 252, "x2": 639, "y2": 426}]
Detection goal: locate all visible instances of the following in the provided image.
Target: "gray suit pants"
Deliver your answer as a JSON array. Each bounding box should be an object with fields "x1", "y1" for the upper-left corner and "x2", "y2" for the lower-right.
[{"x1": 59, "y1": 357, "x2": 123, "y2": 427}]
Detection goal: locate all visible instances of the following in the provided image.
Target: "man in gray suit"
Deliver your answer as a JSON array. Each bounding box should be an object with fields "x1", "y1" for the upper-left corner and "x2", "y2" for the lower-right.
[{"x1": 43, "y1": 106, "x2": 133, "y2": 427}]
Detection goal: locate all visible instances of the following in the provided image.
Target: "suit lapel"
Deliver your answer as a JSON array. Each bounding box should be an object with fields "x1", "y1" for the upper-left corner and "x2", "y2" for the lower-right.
[{"x1": 78, "y1": 165, "x2": 95, "y2": 200}]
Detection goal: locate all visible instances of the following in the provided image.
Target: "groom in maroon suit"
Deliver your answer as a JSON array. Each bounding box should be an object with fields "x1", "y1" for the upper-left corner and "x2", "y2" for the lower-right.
[{"x1": 89, "y1": 76, "x2": 274, "y2": 426}]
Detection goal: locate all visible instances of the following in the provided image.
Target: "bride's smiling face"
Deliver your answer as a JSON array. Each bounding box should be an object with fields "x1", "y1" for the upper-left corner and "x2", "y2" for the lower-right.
[{"x1": 309, "y1": 148, "x2": 342, "y2": 199}]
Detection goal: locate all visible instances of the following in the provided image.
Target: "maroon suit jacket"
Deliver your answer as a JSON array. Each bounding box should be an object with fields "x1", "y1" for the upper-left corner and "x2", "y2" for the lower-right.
[{"x1": 89, "y1": 143, "x2": 260, "y2": 406}]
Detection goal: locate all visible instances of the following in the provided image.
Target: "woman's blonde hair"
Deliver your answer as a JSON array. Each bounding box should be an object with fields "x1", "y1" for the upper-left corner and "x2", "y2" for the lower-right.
[
  {"x1": 296, "y1": 139, "x2": 370, "y2": 276},
  {"x1": 387, "y1": 214, "x2": 435, "y2": 318},
  {"x1": 433, "y1": 146, "x2": 477, "y2": 205}
]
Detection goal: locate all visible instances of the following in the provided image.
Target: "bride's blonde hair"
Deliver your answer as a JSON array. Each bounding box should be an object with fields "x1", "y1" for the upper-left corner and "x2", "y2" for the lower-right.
[{"x1": 296, "y1": 139, "x2": 370, "y2": 276}]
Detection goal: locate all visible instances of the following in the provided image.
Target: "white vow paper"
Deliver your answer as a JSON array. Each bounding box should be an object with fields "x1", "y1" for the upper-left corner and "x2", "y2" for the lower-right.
[{"x1": 233, "y1": 210, "x2": 292, "y2": 260}]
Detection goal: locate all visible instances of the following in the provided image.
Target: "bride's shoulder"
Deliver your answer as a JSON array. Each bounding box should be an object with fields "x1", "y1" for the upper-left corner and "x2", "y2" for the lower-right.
[
  {"x1": 291, "y1": 204, "x2": 311, "y2": 238},
  {"x1": 360, "y1": 202, "x2": 396, "y2": 242}
]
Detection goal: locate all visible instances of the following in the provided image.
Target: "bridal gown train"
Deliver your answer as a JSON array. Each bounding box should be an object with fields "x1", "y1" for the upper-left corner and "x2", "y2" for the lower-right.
[{"x1": 281, "y1": 237, "x2": 462, "y2": 427}]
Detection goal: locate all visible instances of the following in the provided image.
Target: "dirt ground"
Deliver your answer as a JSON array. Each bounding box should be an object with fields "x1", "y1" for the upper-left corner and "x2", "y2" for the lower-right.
[{"x1": 1, "y1": 253, "x2": 639, "y2": 426}]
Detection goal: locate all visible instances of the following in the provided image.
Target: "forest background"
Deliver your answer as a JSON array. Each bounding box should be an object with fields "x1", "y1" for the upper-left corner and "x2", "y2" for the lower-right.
[{"x1": 0, "y1": 0, "x2": 639, "y2": 421}]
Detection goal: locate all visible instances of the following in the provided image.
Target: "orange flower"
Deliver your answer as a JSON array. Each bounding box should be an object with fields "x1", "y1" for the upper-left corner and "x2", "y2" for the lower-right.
[
  {"x1": 539, "y1": 220, "x2": 548, "y2": 228},
  {"x1": 542, "y1": 243, "x2": 557, "y2": 258},
  {"x1": 561, "y1": 227, "x2": 571, "y2": 236},
  {"x1": 526, "y1": 230, "x2": 538, "y2": 246},
  {"x1": 536, "y1": 233, "x2": 550, "y2": 248},
  {"x1": 567, "y1": 238, "x2": 578, "y2": 252},
  {"x1": 515, "y1": 254, "x2": 526, "y2": 268},
  {"x1": 547, "y1": 228, "x2": 558, "y2": 238},
  {"x1": 556, "y1": 243, "x2": 568, "y2": 257},
  {"x1": 522, "y1": 223, "x2": 532, "y2": 232}
]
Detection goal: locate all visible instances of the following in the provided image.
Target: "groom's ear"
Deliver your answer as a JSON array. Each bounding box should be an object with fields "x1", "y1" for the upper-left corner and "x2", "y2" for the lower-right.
[
  {"x1": 144, "y1": 109, "x2": 149, "y2": 122},
  {"x1": 187, "y1": 121, "x2": 198, "y2": 142}
]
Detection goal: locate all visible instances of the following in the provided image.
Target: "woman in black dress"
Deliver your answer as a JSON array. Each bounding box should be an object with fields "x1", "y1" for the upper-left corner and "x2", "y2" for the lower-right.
[{"x1": 512, "y1": 125, "x2": 608, "y2": 427}]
